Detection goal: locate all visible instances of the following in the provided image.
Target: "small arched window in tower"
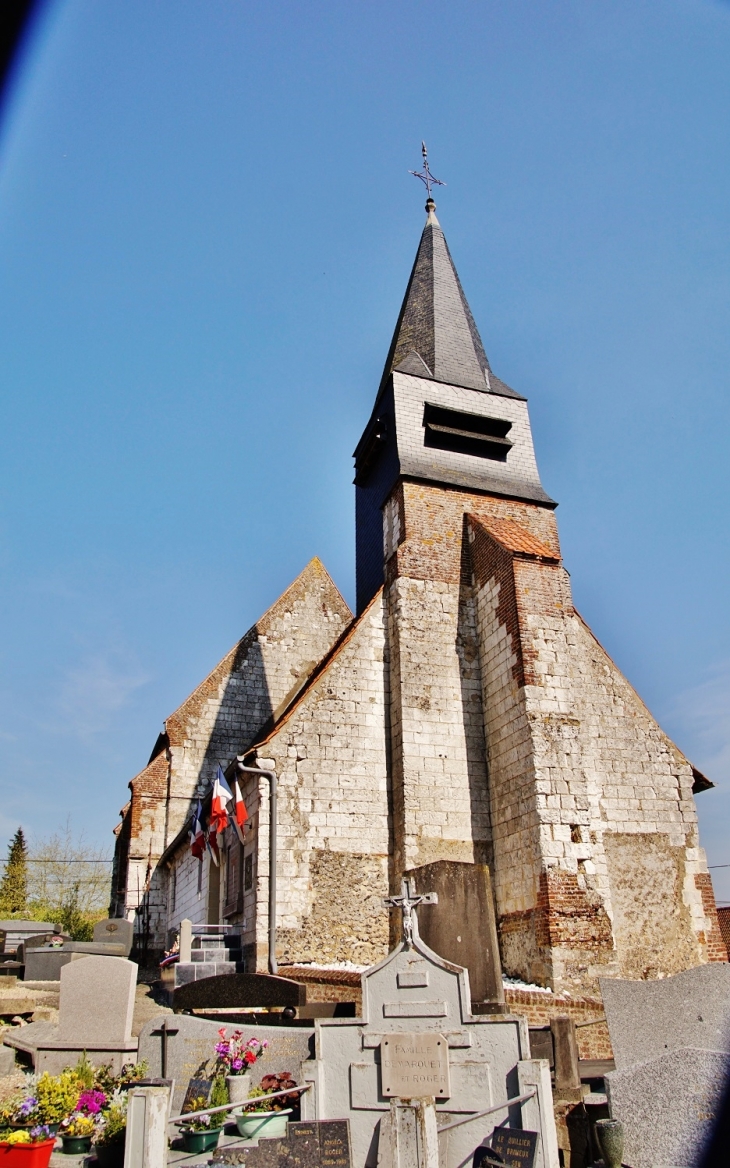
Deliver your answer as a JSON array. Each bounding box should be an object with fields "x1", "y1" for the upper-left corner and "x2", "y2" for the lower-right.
[{"x1": 423, "y1": 403, "x2": 512, "y2": 462}]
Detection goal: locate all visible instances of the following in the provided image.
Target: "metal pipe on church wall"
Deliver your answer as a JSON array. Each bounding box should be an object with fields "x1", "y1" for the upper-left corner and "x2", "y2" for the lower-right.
[{"x1": 236, "y1": 761, "x2": 278, "y2": 975}]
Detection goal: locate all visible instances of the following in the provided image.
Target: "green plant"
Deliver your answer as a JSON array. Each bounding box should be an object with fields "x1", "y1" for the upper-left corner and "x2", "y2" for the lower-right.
[
  {"x1": 181, "y1": 1094, "x2": 213, "y2": 1132},
  {"x1": 93, "y1": 1093, "x2": 127, "y2": 1147},
  {"x1": 92, "y1": 1059, "x2": 148, "y2": 1097},
  {"x1": 35, "y1": 1071, "x2": 82, "y2": 1125},
  {"x1": 244, "y1": 1073, "x2": 297, "y2": 1113},
  {"x1": 208, "y1": 1076, "x2": 228, "y2": 1130},
  {"x1": 74, "y1": 1053, "x2": 95, "y2": 1090},
  {"x1": 0, "y1": 828, "x2": 28, "y2": 916}
]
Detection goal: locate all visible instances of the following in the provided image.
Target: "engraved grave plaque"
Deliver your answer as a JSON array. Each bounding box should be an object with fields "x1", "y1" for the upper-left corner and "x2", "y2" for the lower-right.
[
  {"x1": 490, "y1": 1129, "x2": 538, "y2": 1168},
  {"x1": 381, "y1": 1032, "x2": 450, "y2": 1098}
]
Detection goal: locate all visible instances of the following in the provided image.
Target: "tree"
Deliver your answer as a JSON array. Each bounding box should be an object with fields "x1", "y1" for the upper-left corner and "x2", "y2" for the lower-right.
[
  {"x1": 0, "y1": 827, "x2": 28, "y2": 915},
  {"x1": 26, "y1": 823, "x2": 111, "y2": 939}
]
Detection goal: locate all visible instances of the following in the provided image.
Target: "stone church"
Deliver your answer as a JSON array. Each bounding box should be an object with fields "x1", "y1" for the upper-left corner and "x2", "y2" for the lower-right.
[{"x1": 111, "y1": 197, "x2": 725, "y2": 997}]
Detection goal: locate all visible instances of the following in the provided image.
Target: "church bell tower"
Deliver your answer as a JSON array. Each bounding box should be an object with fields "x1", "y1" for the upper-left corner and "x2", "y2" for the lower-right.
[{"x1": 353, "y1": 188, "x2": 723, "y2": 993}]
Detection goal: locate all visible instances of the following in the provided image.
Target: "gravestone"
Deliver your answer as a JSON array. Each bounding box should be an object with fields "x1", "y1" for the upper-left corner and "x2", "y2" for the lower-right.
[
  {"x1": 212, "y1": 1119, "x2": 353, "y2": 1168},
  {"x1": 406, "y1": 862, "x2": 504, "y2": 1012},
  {"x1": 181, "y1": 1077, "x2": 213, "y2": 1113},
  {"x1": 138, "y1": 1013, "x2": 315, "y2": 1116},
  {"x1": 93, "y1": 917, "x2": 134, "y2": 956},
  {"x1": 35, "y1": 954, "x2": 138, "y2": 1073},
  {"x1": 309, "y1": 879, "x2": 559, "y2": 1168},
  {"x1": 605, "y1": 1046, "x2": 727, "y2": 1168},
  {"x1": 0, "y1": 920, "x2": 57, "y2": 956},
  {"x1": 490, "y1": 1129, "x2": 538, "y2": 1168},
  {"x1": 600, "y1": 965, "x2": 730, "y2": 1070},
  {"x1": 174, "y1": 971, "x2": 306, "y2": 1013}
]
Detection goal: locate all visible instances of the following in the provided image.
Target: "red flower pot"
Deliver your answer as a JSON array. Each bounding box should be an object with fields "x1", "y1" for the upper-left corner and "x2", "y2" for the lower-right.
[{"x1": 0, "y1": 1139, "x2": 56, "y2": 1168}]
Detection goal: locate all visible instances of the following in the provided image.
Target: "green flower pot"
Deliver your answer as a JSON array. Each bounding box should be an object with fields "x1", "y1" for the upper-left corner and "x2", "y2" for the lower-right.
[
  {"x1": 181, "y1": 1128, "x2": 221, "y2": 1154},
  {"x1": 235, "y1": 1110, "x2": 291, "y2": 1142},
  {"x1": 60, "y1": 1135, "x2": 92, "y2": 1155}
]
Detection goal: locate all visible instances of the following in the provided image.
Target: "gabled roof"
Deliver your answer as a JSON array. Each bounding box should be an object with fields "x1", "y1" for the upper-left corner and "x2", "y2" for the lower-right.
[{"x1": 380, "y1": 205, "x2": 523, "y2": 400}]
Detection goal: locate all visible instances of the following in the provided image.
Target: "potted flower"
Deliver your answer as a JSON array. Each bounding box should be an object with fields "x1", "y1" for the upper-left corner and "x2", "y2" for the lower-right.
[
  {"x1": 215, "y1": 1031, "x2": 268, "y2": 1105},
  {"x1": 34, "y1": 1071, "x2": 83, "y2": 1132},
  {"x1": 5, "y1": 1098, "x2": 40, "y2": 1132},
  {"x1": 235, "y1": 1073, "x2": 297, "y2": 1142},
  {"x1": 0, "y1": 1126, "x2": 56, "y2": 1168},
  {"x1": 58, "y1": 1112, "x2": 96, "y2": 1155},
  {"x1": 179, "y1": 1094, "x2": 222, "y2": 1155},
  {"x1": 92, "y1": 1093, "x2": 127, "y2": 1168}
]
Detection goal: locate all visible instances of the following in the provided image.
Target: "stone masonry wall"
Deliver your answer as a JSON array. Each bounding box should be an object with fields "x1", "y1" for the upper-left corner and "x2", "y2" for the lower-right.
[
  {"x1": 119, "y1": 559, "x2": 352, "y2": 949},
  {"x1": 382, "y1": 481, "x2": 561, "y2": 893},
  {"x1": 467, "y1": 513, "x2": 723, "y2": 993},
  {"x1": 243, "y1": 592, "x2": 391, "y2": 971}
]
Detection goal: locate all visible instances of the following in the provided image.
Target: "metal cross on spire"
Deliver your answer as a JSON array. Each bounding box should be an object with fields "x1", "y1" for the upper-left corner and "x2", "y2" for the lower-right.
[
  {"x1": 383, "y1": 878, "x2": 438, "y2": 947},
  {"x1": 409, "y1": 141, "x2": 446, "y2": 202}
]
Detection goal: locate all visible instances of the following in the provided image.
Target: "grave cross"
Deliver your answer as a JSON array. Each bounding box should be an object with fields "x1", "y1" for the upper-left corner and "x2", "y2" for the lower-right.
[
  {"x1": 383, "y1": 878, "x2": 438, "y2": 947},
  {"x1": 150, "y1": 1017, "x2": 179, "y2": 1079}
]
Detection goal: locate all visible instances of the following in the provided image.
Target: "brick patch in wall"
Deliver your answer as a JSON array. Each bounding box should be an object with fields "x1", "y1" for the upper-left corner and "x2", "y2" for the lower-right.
[{"x1": 695, "y1": 873, "x2": 728, "y2": 962}]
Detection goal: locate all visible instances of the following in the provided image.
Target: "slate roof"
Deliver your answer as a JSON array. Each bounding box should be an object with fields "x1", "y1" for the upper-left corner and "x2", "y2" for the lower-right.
[{"x1": 380, "y1": 206, "x2": 524, "y2": 400}]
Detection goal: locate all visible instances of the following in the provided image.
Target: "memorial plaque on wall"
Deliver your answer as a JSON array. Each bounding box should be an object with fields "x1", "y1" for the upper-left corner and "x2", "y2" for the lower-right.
[
  {"x1": 381, "y1": 1032, "x2": 450, "y2": 1098},
  {"x1": 490, "y1": 1129, "x2": 538, "y2": 1168}
]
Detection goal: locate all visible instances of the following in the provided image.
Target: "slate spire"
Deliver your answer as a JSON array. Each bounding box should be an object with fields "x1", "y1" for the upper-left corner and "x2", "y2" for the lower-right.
[{"x1": 381, "y1": 199, "x2": 519, "y2": 397}]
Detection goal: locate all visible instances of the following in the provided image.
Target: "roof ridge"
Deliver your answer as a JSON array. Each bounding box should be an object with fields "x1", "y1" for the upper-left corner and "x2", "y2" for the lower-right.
[
  {"x1": 243, "y1": 587, "x2": 384, "y2": 754},
  {"x1": 164, "y1": 557, "x2": 351, "y2": 732}
]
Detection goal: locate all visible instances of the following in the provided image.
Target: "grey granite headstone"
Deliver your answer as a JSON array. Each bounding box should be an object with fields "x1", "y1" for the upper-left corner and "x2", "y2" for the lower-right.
[
  {"x1": 35, "y1": 954, "x2": 138, "y2": 1073},
  {"x1": 606, "y1": 1046, "x2": 728, "y2": 1168},
  {"x1": 23, "y1": 948, "x2": 74, "y2": 981},
  {"x1": 600, "y1": 965, "x2": 730, "y2": 1070},
  {"x1": 138, "y1": 1013, "x2": 315, "y2": 1116},
  {"x1": 93, "y1": 918, "x2": 134, "y2": 956}
]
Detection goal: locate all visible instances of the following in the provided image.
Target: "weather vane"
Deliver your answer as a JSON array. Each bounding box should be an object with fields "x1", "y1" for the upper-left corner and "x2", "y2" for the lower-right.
[{"x1": 410, "y1": 141, "x2": 445, "y2": 202}]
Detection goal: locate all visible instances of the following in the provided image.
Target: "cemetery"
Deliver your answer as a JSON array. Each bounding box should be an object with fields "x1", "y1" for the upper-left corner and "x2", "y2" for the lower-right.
[
  {"x1": 0, "y1": 143, "x2": 728, "y2": 1168},
  {"x1": 0, "y1": 873, "x2": 728, "y2": 1167}
]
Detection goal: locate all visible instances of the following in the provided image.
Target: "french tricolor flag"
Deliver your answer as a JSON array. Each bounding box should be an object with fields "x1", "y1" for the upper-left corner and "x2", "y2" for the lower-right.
[
  {"x1": 232, "y1": 779, "x2": 248, "y2": 843},
  {"x1": 210, "y1": 765, "x2": 233, "y2": 835},
  {"x1": 189, "y1": 799, "x2": 206, "y2": 861}
]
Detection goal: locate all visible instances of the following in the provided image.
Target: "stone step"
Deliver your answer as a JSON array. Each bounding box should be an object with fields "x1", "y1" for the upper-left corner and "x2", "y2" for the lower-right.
[
  {"x1": 174, "y1": 960, "x2": 246, "y2": 986},
  {"x1": 191, "y1": 948, "x2": 241, "y2": 962}
]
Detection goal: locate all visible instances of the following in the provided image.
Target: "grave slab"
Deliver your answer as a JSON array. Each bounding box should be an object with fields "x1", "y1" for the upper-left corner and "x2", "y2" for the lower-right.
[
  {"x1": 600, "y1": 965, "x2": 730, "y2": 1071},
  {"x1": 137, "y1": 1013, "x2": 315, "y2": 1116},
  {"x1": 605, "y1": 1046, "x2": 727, "y2": 1168}
]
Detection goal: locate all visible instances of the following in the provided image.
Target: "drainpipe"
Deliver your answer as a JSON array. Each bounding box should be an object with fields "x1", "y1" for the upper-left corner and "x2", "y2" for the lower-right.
[{"x1": 236, "y1": 760, "x2": 278, "y2": 975}]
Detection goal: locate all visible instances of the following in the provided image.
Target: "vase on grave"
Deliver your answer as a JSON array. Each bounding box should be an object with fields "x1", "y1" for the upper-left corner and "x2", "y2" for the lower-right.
[
  {"x1": 226, "y1": 1071, "x2": 252, "y2": 1105},
  {"x1": 594, "y1": 1118, "x2": 624, "y2": 1168},
  {"x1": 235, "y1": 1109, "x2": 292, "y2": 1142}
]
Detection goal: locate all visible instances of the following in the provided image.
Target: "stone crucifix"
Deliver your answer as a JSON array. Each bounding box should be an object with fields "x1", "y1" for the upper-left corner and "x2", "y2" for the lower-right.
[{"x1": 383, "y1": 878, "x2": 438, "y2": 947}]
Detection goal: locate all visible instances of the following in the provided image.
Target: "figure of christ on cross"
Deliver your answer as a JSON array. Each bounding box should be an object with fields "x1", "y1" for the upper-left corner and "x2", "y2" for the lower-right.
[{"x1": 383, "y1": 878, "x2": 438, "y2": 947}]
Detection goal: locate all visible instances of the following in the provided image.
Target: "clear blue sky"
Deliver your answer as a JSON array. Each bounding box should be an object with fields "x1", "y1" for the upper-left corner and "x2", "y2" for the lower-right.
[{"x1": 1, "y1": 0, "x2": 729, "y2": 901}]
